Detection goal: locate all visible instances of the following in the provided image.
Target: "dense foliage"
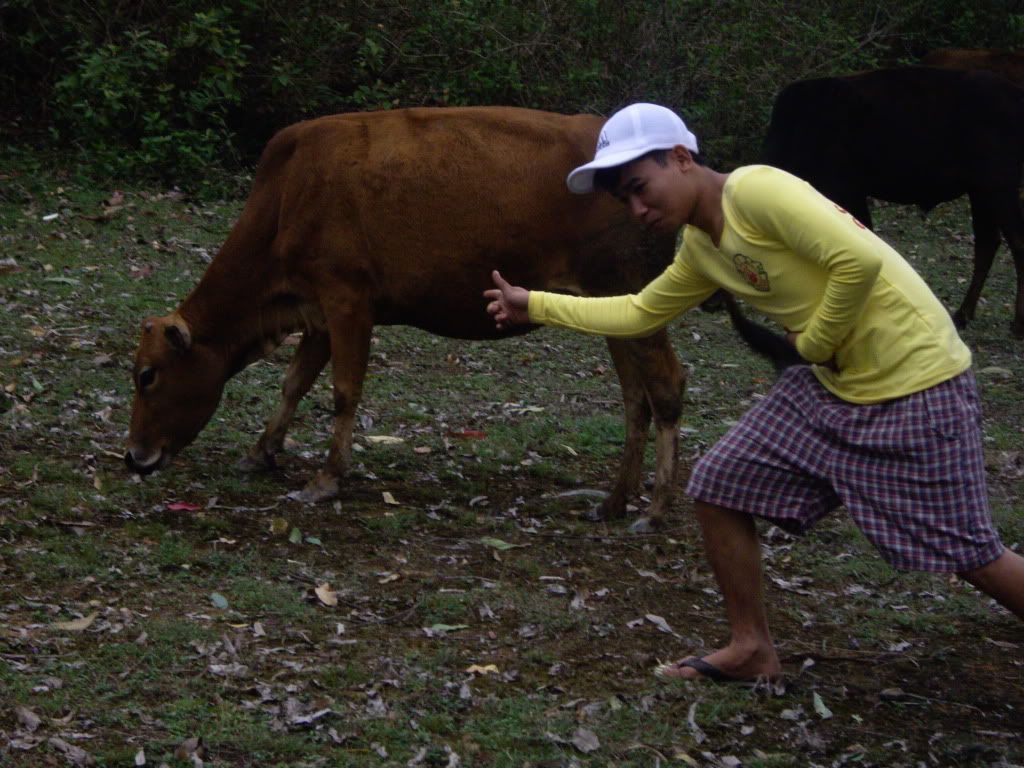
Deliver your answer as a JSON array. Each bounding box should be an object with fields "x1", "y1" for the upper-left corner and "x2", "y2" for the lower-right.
[{"x1": 2, "y1": 0, "x2": 1022, "y2": 186}]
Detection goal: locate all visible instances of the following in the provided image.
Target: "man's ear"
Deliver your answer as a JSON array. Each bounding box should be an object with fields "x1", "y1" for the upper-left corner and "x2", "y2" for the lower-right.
[{"x1": 670, "y1": 145, "x2": 695, "y2": 169}]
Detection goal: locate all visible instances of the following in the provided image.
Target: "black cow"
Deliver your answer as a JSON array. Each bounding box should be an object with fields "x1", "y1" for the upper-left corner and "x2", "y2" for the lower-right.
[{"x1": 761, "y1": 66, "x2": 1024, "y2": 336}]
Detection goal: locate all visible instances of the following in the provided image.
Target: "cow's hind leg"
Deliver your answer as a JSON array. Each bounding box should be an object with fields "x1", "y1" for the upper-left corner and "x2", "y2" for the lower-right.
[
  {"x1": 953, "y1": 192, "x2": 1001, "y2": 330},
  {"x1": 993, "y1": 192, "x2": 1024, "y2": 338},
  {"x1": 239, "y1": 330, "x2": 331, "y2": 472},
  {"x1": 296, "y1": 291, "x2": 373, "y2": 503},
  {"x1": 603, "y1": 332, "x2": 684, "y2": 533}
]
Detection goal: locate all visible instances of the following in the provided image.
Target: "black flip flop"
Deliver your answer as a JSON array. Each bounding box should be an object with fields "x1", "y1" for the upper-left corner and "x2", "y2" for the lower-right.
[{"x1": 654, "y1": 656, "x2": 750, "y2": 684}]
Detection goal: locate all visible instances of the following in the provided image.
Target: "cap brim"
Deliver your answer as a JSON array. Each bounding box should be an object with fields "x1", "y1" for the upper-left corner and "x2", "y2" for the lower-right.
[{"x1": 566, "y1": 145, "x2": 673, "y2": 194}]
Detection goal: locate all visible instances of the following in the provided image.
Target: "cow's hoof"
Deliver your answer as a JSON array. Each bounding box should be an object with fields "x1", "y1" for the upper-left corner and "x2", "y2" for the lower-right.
[
  {"x1": 590, "y1": 496, "x2": 627, "y2": 522},
  {"x1": 291, "y1": 472, "x2": 340, "y2": 504},
  {"x1": 628, "y1": 516, "x2": 659, "y2": 534},
  {"x1": 581, "y1": 505, "x2": 605, "y2": 522},
  {"x1": 238, "y1": 451, "x2": 276, "y2": 473}
]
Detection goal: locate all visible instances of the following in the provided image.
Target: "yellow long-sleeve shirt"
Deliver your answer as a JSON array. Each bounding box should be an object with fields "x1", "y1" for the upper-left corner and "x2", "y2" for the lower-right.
[{"x1": 529, "y1": 165, "x2": 971, "y2": 403}]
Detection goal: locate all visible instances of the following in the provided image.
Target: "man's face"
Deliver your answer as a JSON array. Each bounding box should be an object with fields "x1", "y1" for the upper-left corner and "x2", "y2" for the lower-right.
[{"x1": 613, "y1": 148, "x2": 696, "y2": 233}]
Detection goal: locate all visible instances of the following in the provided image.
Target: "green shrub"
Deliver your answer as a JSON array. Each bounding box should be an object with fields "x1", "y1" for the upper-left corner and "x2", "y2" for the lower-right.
[
  {"x1": 2, "y1": 0, "x2": 1022, "y2": 185},
  {"x1": 49, "y1": 6, "x2": 248, "y2": 183}
]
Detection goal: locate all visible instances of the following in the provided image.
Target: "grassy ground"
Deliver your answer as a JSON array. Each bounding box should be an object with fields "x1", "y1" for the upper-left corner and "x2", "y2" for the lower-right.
[{"x1": 1, "y1": 160, "x2": 1022, "y2": 767}]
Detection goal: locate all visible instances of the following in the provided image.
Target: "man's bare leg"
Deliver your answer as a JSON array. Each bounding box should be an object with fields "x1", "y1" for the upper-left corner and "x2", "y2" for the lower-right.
[
  {"x1": 658, "y1": 501, "x2": 782, "y2": 681},
  {"x1": 959, "y1": 548, "x2": 1024, "y2": 620}
]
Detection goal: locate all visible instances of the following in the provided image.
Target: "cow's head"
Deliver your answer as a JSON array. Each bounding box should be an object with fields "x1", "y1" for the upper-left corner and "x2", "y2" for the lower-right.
[{"x1": 125, "y1": 314, "x2": 228, "y2": 475}]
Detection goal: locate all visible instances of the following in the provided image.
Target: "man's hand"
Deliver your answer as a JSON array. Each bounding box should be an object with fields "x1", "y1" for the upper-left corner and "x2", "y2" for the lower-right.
[{"x1": 484, "y1": 270, "x2": 531, "y2": 330}]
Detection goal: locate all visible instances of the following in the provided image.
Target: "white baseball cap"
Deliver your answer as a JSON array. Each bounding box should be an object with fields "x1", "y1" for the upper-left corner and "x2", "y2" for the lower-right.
[{"x1": 566, "y1": 103, "x2": 699, "y2": 194}]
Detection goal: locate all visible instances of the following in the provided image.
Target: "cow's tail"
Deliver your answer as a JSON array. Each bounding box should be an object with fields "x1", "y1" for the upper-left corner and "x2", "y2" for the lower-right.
[{"x1": 720, "y1": 292, "x2": 804, "y2": 372}]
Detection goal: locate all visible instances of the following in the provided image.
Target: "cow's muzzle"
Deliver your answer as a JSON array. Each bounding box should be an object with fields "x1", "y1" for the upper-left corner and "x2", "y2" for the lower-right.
[{"x1": 124, "y1": 448, "x2": 165, "y2": 476}]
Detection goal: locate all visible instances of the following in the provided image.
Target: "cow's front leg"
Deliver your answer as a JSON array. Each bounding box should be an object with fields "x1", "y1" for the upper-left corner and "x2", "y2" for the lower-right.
[
  {"x1": 602, "y1": 332, "x2": 684, "y2": 532},
  {"x1": 995, "y1": 193, "x2": 1024, "y2": 338},
  {"x1": 240, "y1": 330, "x2": 331, "y2": 472},
  {"x1": 640, "y1": 331, "x2": 685, "y2": 531},
  {"x1": 1012, "y1": 241, "x2": 1024, "y2": 338},
  {"x1": 593, "y1": 337, "x2": 651, "y2": 522},
  {"x1": 297, "y1": 294, "x2": 373, "y2": 503}
]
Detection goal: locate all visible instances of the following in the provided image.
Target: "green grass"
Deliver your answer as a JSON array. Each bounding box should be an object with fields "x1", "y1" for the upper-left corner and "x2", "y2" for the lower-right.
[{"x1": 0, "y1": 163, "x2": 1021, "y2": 766}]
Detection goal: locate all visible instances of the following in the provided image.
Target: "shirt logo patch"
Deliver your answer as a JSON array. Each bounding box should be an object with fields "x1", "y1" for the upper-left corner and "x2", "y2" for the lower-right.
[
  {"x1": 833, "y1": 203, "x2": 867, "y2": 229},
  {"x1": 733, "y1": 253, "x2": 770, "y2": 292}
]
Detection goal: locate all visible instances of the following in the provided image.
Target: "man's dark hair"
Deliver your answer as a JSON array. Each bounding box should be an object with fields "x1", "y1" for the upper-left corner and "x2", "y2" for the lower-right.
[{"x1": 593, "y1": 148, "x2": 704, "y2": 194}]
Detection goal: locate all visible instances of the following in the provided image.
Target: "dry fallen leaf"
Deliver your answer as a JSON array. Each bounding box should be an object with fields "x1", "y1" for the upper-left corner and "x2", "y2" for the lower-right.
[
  {"x1": 479, "y1": 537, "x2": 524, "y2": 551},
  {"x1": 984, "y1": 636, "x2": 1019, "y2": 650},
  {"x1": 16, "y1": 706, "x2": 41, "y2": 732},
  {"x1": 571, "y1": 728, "x2": 600, "y2": 754},
  {"x1": 47, "y1": 737, "x2": 95, "y2": 766},
  {"x1": 645, "y1": 613, "x2": 678, "y2": 636},
  {"x1": 167, "y1": 502, "x2": 201, "y2": 512},
  {"x1": 366, "y1": 435, "x2": 405, "y2": 445},
  {"x1": 813, "y1": 692, "x2": 833, "y2": 719},
  {"x1": 51, "y1": 612, "x2": 98, "y2": 632},
  {"x1": 174, "y1": 736, "x2": 205, "y2": 762},
  {"x1": 382, "y1": 491, "x2": 400, "y2": 505},
  {"x1": 423, "y1": 623, "x2": 469, "y2": 637},
  {"x1": 687, "y1": 701, "x2": 707, "y2": 744},
  {"x1": 315, "y1": 583, "x2": 338, "y2": 607},
  {"x1": 672, "y1": 748, "x2": 700, "y2": 767}
]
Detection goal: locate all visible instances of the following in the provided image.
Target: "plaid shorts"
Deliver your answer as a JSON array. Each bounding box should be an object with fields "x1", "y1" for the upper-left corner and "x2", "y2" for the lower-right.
[{"x1": 686, "y1": 366, "x2": 1004, "y2": 572}]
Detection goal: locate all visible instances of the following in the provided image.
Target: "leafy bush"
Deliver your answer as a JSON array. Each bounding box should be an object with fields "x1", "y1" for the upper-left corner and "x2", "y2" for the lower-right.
[
  {"x1": 48, "y1": 7, "x2": 247, "y2": 185},
  {"x1": 2, "y1": 0, "x2": 1022, "y2": 186}
]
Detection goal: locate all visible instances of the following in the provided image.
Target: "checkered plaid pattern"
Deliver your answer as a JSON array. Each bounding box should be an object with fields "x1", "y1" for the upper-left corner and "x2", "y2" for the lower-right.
[{"x1": 686, "y1": 366, "x2": 1004, "y2": 572}]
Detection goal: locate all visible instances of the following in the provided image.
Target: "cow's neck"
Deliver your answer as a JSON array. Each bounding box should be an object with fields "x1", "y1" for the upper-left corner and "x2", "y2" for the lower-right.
[{"x1": 177, "y1": 260, "x2": 316, "y2": 376}]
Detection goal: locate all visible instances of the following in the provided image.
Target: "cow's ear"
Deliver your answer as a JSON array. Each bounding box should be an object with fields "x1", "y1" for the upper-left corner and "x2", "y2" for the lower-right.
[{"x1": 164, "y1": 315, "x2": 192, "y2": 354}]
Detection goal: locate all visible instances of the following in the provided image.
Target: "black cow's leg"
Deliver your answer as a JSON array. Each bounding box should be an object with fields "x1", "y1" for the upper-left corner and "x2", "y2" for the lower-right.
[
  {"x1": 240, "y1": 330, "x2": 331, "y2": 472},
  {"x1": 298, "y1": 290, "x2": 373, "y2": 503},
  {"x1": 1008, "y1": 237, "x2": 1024, "y2": 339},
  {"x1": 953, "y1": 192, "x2": 1002, "y2": 330},
  {"x1": 993, "y1": 192, "x2": 1024, "y2": 337},
  {"x1": 604, "y1": 332, "x2": 684, "y2": 532}
]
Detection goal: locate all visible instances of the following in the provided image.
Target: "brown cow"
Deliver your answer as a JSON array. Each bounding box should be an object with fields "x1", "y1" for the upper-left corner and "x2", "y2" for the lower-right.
[
  {"x1": 125, "y1": 107, "x2": 685, "y2": 531},
  {"x1": 921, "y1": 48, "x2": 1024, "y2": 85}
]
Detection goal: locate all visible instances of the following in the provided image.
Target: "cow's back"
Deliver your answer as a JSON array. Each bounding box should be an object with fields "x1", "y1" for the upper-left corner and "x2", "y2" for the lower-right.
[
  {"x1": 763, "y1": 67, "x2": 1024, "y2": 209},
  {"x1": 922, "y1": 48, "x2": 1024, "y2": 87},
  {"x1": 257, "y1": 107, "x2": 675, "y2": 339}
]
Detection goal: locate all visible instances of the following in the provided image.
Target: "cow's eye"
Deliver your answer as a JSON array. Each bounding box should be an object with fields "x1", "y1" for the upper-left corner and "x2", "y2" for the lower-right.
[{"x1": 138, "y1": 367, "x2": 157, "y2": 391}]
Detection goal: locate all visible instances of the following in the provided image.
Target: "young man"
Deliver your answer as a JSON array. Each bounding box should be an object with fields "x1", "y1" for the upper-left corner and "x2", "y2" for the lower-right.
[{"x1": 484, "y1": 103, "x2": 1024, "y2": 683}]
